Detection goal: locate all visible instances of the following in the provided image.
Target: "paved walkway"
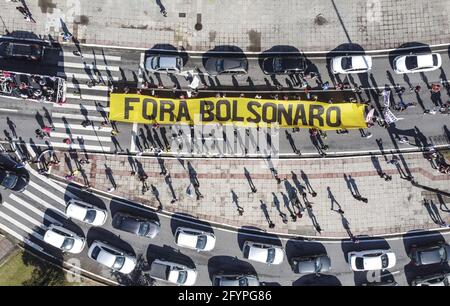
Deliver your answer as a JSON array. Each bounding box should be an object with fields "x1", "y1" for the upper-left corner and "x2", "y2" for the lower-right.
[
  {"x1": 0, "y1": 235, "x2": 15, "y2": 265},
  {"x1": 50, "y1": 150, "x2": 450, "y2": 238},
  {"x1": 0, "y1": 0, "x2": 449, "y2": 51}
]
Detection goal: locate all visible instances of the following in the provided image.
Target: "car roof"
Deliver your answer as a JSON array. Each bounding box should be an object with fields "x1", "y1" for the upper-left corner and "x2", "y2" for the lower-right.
[
  {"x1": 248, "y1": 244, "x2": 269, "y2": 260},
  {"x1": 97, "y1": 248, "x2": 117, "y2": 267},
  {"x1": 66, "y1": 202, "x2": 87, "y2": 217},
  {"x1": 158, "y1": 56, "x2": 179, "y2": 69},
  {"x1": 44, "y1": 229, "x2": 66, "y2": 247},
  {"x1": 420, "y1": 247, "x2": 444, "y2": 264},
  {"x1": 177, "y1": 231, "x2": 198, "y2": 247},
  {"x1": 222, "y1": 58, "x2": 246, "y2": 70},
  {"x1": 363, "y1": 256, "x2": 383, "y2": 270},
  {"x1": 115, "y1": 214, "x2": 141, "y2": 233}
]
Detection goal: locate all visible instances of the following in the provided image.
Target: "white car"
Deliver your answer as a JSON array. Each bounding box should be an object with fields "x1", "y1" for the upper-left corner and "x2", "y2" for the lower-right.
[
  {"x1": 43, "y1": 224, "x2": 85, "y2": 254},
  {"x1": 88, "y1": 241, "x2": 137, "y2": 274},
  {"x1": 348, "y1": 249, "x2": 396, "y2": 271},
  {"x1": 65, "y1": 199, "x2": 107, "y2": 226},
  {"x1": 331, "y1": 55, "x2": 372, "y2": 74},
  {"x1": 242, "y1": 241, "x2": 284, "y2": 265},
  {"x1": 149, "y1": 259, "x2": 198, "y2": 286},
  {"x1": 174, "y1": 227, "x2": 216, "y2": 252},
  {"x1": 393, "y1": 53, "x2": 442, "y2": 74}
]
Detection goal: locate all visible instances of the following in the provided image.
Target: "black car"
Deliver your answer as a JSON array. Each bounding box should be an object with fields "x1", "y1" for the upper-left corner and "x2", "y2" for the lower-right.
[
  {"x1": 409, "y1": 242, "x2": 450, "y2": 266},
  {"x1": 0, "y1": 169, "x2": 29, "y2": 192},
  {"x1": 412, "y1": 273, "x2": 450, "y2": 286},
  {"x1": 262, "y1": 57, "x2": 307, "y2": 75},
  {"x1": 112, "y1": 212, "x2": 160, "y2": 239},
  {"x1": 0, "y1": 41, "x2": 43, "y2": 61},
  {"x1": 361, "y1": 280, "x2": 398, "y2": 286}
]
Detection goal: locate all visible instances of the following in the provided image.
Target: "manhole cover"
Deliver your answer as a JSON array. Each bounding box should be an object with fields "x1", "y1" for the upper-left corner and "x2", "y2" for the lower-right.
[
  {"x1": 179, "y1": 13, "x2": 186, "y2": 18},
  {"x1": 194, "y1": 23, "x2": 203, "y2": 31},
  {"x1": 314, "y1": 14, "x2": 328, "y2": 26}
]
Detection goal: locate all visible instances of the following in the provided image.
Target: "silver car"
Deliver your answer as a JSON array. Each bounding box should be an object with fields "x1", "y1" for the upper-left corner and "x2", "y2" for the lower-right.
[
  {"x1": 145, "y1": 54, "x2": 183, "y2": 74},
  {"x1": 212, "y1": 273, "x2": 260, "y2": 286},
  {"x1": 204, "y1": 57, "x2": 248, "y2": 76},
  {"x1": 290, "y1": 254, "x2": 331, "y2": 274}
]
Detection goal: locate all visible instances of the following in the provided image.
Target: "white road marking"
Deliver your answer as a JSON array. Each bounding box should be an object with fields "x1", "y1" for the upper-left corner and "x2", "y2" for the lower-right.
[
  {"x1": 25, "y1": 143, "x2": 37, "y2": 158},
  {"x1": 53, "y1": 103, "x2": 109, "y2": 112},
  {"x1": 65, "y1": 93, "x2": 109, "y2": 102},
  {"x1": 130, "y1": 122, "x2": 138, "y2": 152},
  {"x1": 9, "y1": 194, "x2": 61, "y2": 225},
  {"x1": 57, "y1": 72, "x2": 120, "y2": 81},
  {"x1": 53, "y1": 122, "x2": 112, "y2": 132},
  {"x1": 50, "y1": 132, "x2": 111, "y2": 142},
  {"x1": 59, "y1": 51, "x2": 121, "y2": 61},
  {"x1": 66, "y1": 83, "x2": 109, "y2": 91},
  {"x1": 52, "y1": 112, "x2": 108, "y2": 122},
  {"x1": 22, "y1": 190, "x2": 65, "y2": 212},
  {"x1": 0, "y1": 223, "x2": 43, "y2": 252},
  {"x1": 0, "y1": 211, "x2": 43, "y2": 240},
  {"x1": 49, "y1": 142, "x2": 111, "y2": 152},
  {"x1": 27, "y1": 165, "x2": 76, "y2": 198},
  {"x1": 3, "y1": 202, "x2": 46, "y2": 229},
  {"x1": 0, "y1": 108, "x2": 19, "y2": 113},
  {"x1": 58, "y1": 61, "x2": 120, "y2": 71},
  {"x1": 29, "y1": 181, "x2": 67, "y2": 207}
]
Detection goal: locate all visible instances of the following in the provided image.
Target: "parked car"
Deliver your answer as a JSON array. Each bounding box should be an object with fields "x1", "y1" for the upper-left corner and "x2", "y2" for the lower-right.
[
  {"x1": 112, "y1": 212, "x2": 160, "y2": 239},
  {"x1": 149, "y1": 259, "x2": 197, "y2": 286},
  {"x1": 212, "y1": 273, "x2": 260, "y2": 286},
  {"x1": 331, "y1": 55, "x2": 372, "y2": 74},
  {"x1": 290, "y1": 254, "x2": 331, "y2": 274},
  {"x1": 145, "y1": 54, "x2": 183, "y2": 74},
  {"x1": 409, "y1": 241, "x2": 450, "y2": 266},
  {"x1": 204, "y1": 57, "x2": 248, "y2": 76},
  {"x1": 65, "y1": 199, "x2": 107, "y2": 226},
  {"x1": 262, "y1": 56, "x2": 307, "y2": 75},
  {"x1": 361, "y1": 280, "x2": 398, "y2": 286},
  {"x1": 43, "y1": 224, "x2": 85, "y2": 254},
  {"x1": 393, "y1": 53, "x2": 442, "y2": 74},
  {"x1": 411, "y1": 273, "x2": 450, "y2": 286},
  {"x1": 88, "y1": 241, "x2": 136, "y2": 274},
  {"x1": 174, "y1": 227, "x2": 216, "y2": 251},
  {"x1": 0, "y1": 169, "x2": 29, "y2": 192},
  {"x1": 242, "y1": 241, "x2": 284, "y2": 265},
  {"x1": 348, "y1": 249, "x2": 396, "y2": 271},
  {"x1": 0, "y1": 41, "x2": 43, "y2": 61}
]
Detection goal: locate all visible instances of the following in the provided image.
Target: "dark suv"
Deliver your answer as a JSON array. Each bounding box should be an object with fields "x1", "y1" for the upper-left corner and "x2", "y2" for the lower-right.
[
  {"x1": 112, "y1": 212, "x2": 160, "y2": 239},
  {"x1": 262, "y1": 56, "x2": 307, "y2": 75},
  {"x1": 409, "y1": 242, "x2": 450, "y2": 266},
  {"x1": 0, "y1": 41, "x2": 43, "y2": 61}
]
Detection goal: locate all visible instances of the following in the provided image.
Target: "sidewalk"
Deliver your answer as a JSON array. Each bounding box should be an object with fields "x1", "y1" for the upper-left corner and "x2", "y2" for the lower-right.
[
  {"x1": 50, "y1": 151, "x2": 450, "y2": 238},
  {"x1": 0, "y1": 235, "x2": 16, "y2": 265},
  {"x1": 0, "y1": 0, "x2": 449, "y2": 52}
]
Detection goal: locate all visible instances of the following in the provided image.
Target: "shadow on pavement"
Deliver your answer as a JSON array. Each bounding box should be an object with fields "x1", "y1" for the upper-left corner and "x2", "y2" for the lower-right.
[
  {"x1": 292, "y1": 273, "x2": 341, "y2": 286},
  {"x1": 236, "y1": 226, "x2": 282, "y2": 251},
  {"x1": 146, "y1": 244, "x2": 196, "y2": 269},
  {"x1": 169, "y1": 212, "x2": 214, "y2": 236},
  {"x1": 285, "y1": 239, "x2": 327, "y2": 266},
  {"x1": 207, "y1": 255, "x2": 257, "y2": 282}
]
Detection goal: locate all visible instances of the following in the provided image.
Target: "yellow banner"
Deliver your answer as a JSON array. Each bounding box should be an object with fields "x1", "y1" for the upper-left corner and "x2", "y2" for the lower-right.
[{"x1": 109, "y1": 94, "x2": 367, "y2": 130}]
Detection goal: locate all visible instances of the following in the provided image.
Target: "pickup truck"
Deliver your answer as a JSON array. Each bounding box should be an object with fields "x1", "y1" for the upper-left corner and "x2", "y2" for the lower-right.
[{"x1": 149, "y1": 259, "x2": 197, "y2": 286}]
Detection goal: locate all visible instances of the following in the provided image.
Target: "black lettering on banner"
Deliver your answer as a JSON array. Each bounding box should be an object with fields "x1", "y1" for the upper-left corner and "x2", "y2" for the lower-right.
[
  {"x1": 200, "y1": 100, "x2": 215, "y2": 122},
  {"x1": 232, "y1": 100, "x2": 244, "y2": 122},
  {"x1": 159, "y1": 100, "x2": 175, "y2": 122},
  {"x1": 142, "y1": 98, "x2": 157, "y2": 120},
  {"x1": 216, "y1": 99, "x2": 231, "y2": 121},
  {"x1": 177, "y1": 100, "x2": 191, "y2": 122},
  {"x1": 277, "y1": 103, "x2": 293, "y2": 126},
  {"x1": 247, "y1": 101, "x2": 262, "y2": 123},
  {"x1": 262, "y1": 102, "x2": 277, "y2": 123},
  {"x1": 124, "y1": 97, "x2": 140, "y2": 120},
  {"x1": 308, "y1": 104, "x2": 324, "y2": 127},
  {"x1": 293, "y1": 104, "x2": 307, "y2": 126},
  {"x1": 326, "y1": 106, "x2": 341, "y2": 127}
]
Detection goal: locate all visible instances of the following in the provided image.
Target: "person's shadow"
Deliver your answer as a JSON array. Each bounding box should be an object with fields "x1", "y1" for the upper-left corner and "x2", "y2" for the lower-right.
[
  {"x1": 327, "y1": 187, "x2": 342, "y2": 211},
  {"x1": 155, "y1": 0, "x2": 167, "y2": 16},
  {"x1": 244, "y1": 167, "x2": 257, "y2": 192},
  {"x1": 104, "y1": 164, "x2": 117, "y2": 189}
]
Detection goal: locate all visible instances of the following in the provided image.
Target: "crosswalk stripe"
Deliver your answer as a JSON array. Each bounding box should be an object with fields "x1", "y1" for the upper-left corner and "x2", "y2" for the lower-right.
[
  {"x1": 3, "y1": 202, "x2": 46, "y2": 229},
  {"x1": 57, "y1": 72, "x2": 120, "y2": 81},
  {"x1": 53, "y1": 103, "x2": 109, "y2": 112},
  {"x1": 66, "y1": 83, "x2": 109, "y2": 91},
  {"x1": 49, "y1": 142, "x2": 111, "y2": 152},
  {"x1": 50, "y1": 132, "x2": 112, "y2": 142},
  {"x1": 58, "y1": 62, "x2": 121, "y2": 72},
  {"x1": 52, "y1": 112, "x2": 108, "y2": 122},
  {"x1": 25, "y1": 143, "x2": 37, "y2": 158},
  {"x1": 22, "y1": 190, "x2": 64, "y2": 213},
  {"x1": 9, "y1": 194, "x2": 62, "y2": 225},
  {"x1": 53, "y1": 122, "x2": 113, "y2": 132},
  {"x1": 65, "y1": 93, "x2": 109, "y2": 102},
  {"x1": 60, "y1": 51, "x2": 121, "y2": 61},
  {"x1": 0, "y1": 223, "x2": 43, "y2": 252},
  {"x1": 26, "y1": 165, "x2": 77, "y2": 198},
  {"x1": 0, "y1": 211, "x2": 43, "y2": 240},
  {"x1": 28, "y1": 181, "x2": 67, "y2": 207}
]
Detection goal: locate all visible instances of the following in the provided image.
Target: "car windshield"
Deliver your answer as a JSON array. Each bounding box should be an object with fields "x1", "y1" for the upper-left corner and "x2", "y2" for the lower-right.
[
  {"x1": 342, "y1": 57, "x2": 352, "y2": 70},
  {"x1": 177, "y1": 271, "x2": 187, "y2": 284},
  {"x1": 405, "y1": 56, "x2": 418, "y2": 70},
  {"x1": 267, "y1": 248, "x2": 275, "y2": 263},
  {"x1": 355, "y1": 257, "x2": 365, "y2": 270},
  {"x1": 61, "y1": 237, "x2": 75, "y2": 250},
  {"x1": 84, "y1": 209, "x2": 97, "y2": 223},
  {"x1": 274, "y1": 58, "x2": 283, "y2": 71},
  {"x1": 315, "y1": 258, "x2": 322, "y2": 272},
  {"x1": 381, "y1": 254, "x2": 389, "y2": 268},
  {"x1": 113, "y1": 256, "x2": 125, "y2": 270},
  {"x1": 439, "y1": 246, "x2": 446, "y2": 259},
  {"x1": 1, "y1": 173, "x2": 17, "y2": 188},
  {"x1": 216, "y1": 59, "x2": 224, "y2": 73},
  {"x1": 196, "y1": 235, "x2": 207, "y2": 249},
  {"x1": 138, "y1": 222, "x2": 149, "y2": 236},
  {"x1": 90, "y1": 246, "x2": 101, "y2": 260},
  {"x1": 239, "y1": 277, "x2": 248, "y2": 286},
  {"x1": 432, "y1": 54, "x2": 438, "y2": 66},
  {"x1": 152, "y1": 57, "x2": 159, "y2": 69}
]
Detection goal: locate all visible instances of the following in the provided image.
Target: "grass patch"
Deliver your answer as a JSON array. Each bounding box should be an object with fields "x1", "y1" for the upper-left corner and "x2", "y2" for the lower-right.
[{"x1": 0, "y1": 249, "x2": 99, "y2": 286}]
